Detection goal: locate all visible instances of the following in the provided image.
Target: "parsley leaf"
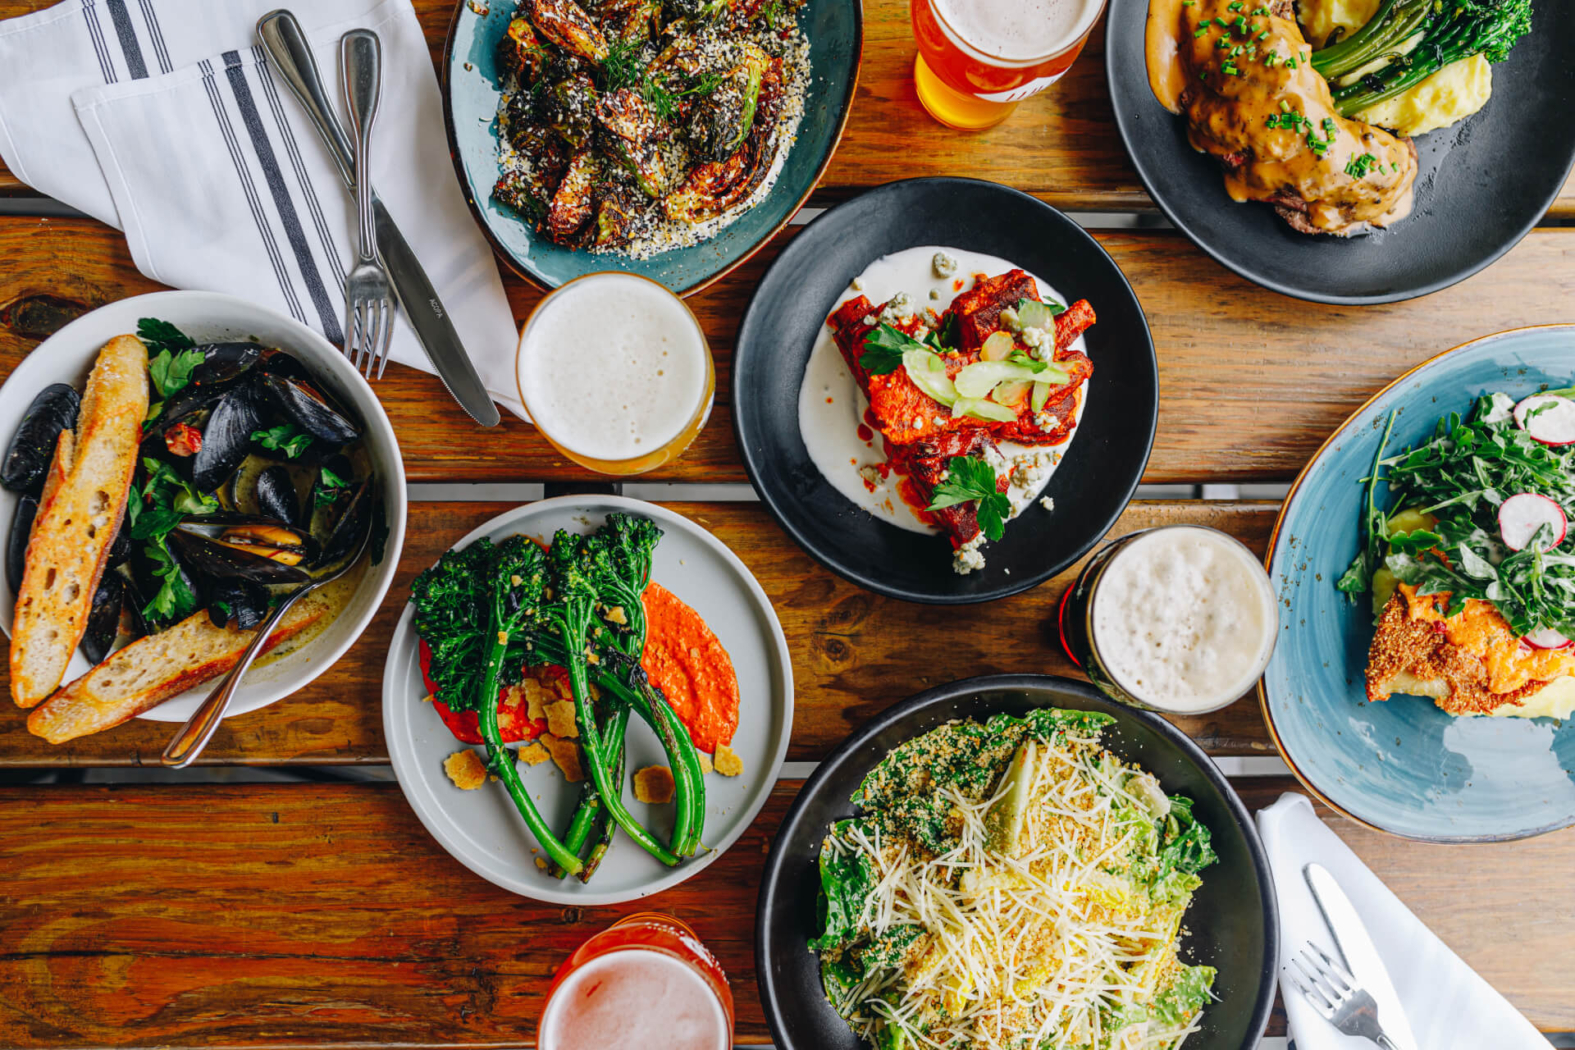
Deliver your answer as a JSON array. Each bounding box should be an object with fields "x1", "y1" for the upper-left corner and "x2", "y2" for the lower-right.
[
  {"x1": 133, "y1": 458, "x2": 216, "y2": 543},
  {"x1": 927, "y1": 456, "x2": 1011, "y2": 542},
  {"x1": 314, "y1": 466, "x2": 348, "y2": 509},
  {"x1": 860, "y1": 324, "x2": 927, "y2": 375},
  {"x1": 252, "y1": 424, "x2": 313, "y2": 459},
  {"x1": 137, "y1": 317, "x2": 195, "y2": 356},
  {"x1": 141, "y1": 539, "x2": 199, "y2": 625},
  {"x1": 147, "y1": 348, "x2": 206, "y2": 402}
]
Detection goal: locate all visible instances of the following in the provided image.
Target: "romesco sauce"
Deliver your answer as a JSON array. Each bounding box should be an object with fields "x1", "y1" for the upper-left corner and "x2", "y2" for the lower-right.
[{"x1": 640, "y1": 582, "x2": 740, "y2": 753}]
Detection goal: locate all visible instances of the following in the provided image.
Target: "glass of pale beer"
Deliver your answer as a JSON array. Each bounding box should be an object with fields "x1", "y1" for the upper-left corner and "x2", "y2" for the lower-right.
[{"x1": 911, "y1": 0, "x2": 1108, "y2": 130}]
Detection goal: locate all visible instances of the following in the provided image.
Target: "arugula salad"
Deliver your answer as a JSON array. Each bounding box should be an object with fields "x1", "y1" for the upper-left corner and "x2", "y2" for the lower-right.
[
  {"x1": 811, "y1": 708, "x2": 1217, "y2": 1050},
  {"x1": 1339, "y1": 387, "x2": 1575, "y2": 641}
]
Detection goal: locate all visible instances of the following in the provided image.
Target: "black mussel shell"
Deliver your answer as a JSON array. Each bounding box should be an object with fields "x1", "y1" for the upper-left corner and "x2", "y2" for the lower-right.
[
  {"x1": 258, "y1": 373, "x2": 359, "y2": 446},
  {"x1": 257, "y1": 349, "x2": 316, "y2": 385},
  {"x1": 192, "y1": 380, "x2": 264, "y2": 493},
  {"x1": 2, "y1": 384, "x2": 80, "y2": 494},
  {"x1": 318, "y1": 480, "x2": 372, "y2": 567},
  {"x1": 206, "y1": 577, "x2": 270, "y2": 630},
  {"x1": 8, "y1": 494, "x2": 36, "y2": 590},
  {"x1": 189, "y1": 343, "x2": 262, "y2": 387},
  {"x1": 306, "y1": 455, "x2": 353, "y2": 547},
  {"x1": 80, "y1": 572, "x2": 124, "y2": 665},
  {"x1": 255, "y1": 465, "x2": 302, "y2": 526},
  {"x1": 169, "y1": 528, "x2": 311, "y2": 585},
  {"x1": 158, "y1": 385, "x2": 227, "y2": 429}
]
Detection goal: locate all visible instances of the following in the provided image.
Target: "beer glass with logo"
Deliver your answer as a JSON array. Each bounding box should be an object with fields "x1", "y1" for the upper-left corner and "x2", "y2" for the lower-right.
[{"x1": 911, "y1": 0, "x2": 1109, "y2": 130}]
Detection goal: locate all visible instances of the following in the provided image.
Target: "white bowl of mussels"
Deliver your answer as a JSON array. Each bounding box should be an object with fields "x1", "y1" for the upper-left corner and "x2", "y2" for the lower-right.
[{"x1": 0, "y1": 291, "x2": 407, "y2": 727}]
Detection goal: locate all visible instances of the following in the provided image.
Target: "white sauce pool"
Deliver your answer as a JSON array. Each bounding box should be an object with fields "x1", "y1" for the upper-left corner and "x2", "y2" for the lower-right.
[
  {"x1": 796, "y1": 245, "x2": 1088, "y2": 536},
  {"x1": 518, "y1": 274, "x2": 709, "y2": 463},
  {"x1": 1092, "y1": 526, "x2": 1278, "y2": 713}
]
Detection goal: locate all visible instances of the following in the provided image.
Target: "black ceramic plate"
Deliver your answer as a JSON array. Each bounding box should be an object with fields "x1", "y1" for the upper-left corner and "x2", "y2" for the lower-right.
[
  {"x1": 732, "y1": 178, "x2": 1157, "y2": 604},
  {"x1": 756, "y1": 675, "x2": 1279, "y2": 1050},
  {"x1": 1107, "y1": 0, "x2": 1575, "y2": 304}
]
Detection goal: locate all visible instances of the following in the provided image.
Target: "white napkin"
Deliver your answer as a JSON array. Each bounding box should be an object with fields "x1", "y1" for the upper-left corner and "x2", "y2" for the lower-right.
[
  {"x1": 0, "y1": 0, "x2": 525, "y2": 419},
  {"x1": 1256, "y1": 793, "x2": 1551, "y2": 1050}
]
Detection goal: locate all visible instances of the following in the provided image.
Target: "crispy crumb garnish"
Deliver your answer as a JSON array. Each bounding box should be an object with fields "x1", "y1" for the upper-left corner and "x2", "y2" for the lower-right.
[
  {"x1": 542, "y1": 733, "x2": 584, "y2": 782},
  {"x1": 545, "y1": 699, "x2": 578, "y2": 738},
  {"x1": 518, "y1": 741, "x2": 550, "y2": 766},
  {"x1": 697, "y1": 750, "x2": 714, "y2": 775},
  {"x1": 443, "y1": 750, "x2": 488, "y2": 790},
  {"x1": 421, "y1": 693, "x2": 434, "y2": 703},
  {"x1": 606, "y1": 605, "x2": 628, "y2": 625},
  {"x1": 534, "y1": 856, "x2": 548, "y2": 870},
  {"x1": 523, "y1": 678, "x2": 548, "y2": 720},
  {"x1": 714, "y1": 743, "x2": 743, "y2": 777},
  {"x1": 633, "y1": 765, "x2": 676, "y2": 804}
]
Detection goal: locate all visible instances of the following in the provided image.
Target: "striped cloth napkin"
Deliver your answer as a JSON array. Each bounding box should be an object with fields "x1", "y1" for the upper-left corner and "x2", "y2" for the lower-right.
[{"x1": 0, "y1": 0, "x2": 524, "y2": 418}]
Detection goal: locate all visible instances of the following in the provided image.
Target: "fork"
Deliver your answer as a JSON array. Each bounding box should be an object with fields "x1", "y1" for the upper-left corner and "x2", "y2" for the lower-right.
[
  {"x1": 1285, "y1": 941, "x2": 1403, "y2": 1049},
  {"x1": 340, "y1": 28, "x2": 395, "y2": 379}
]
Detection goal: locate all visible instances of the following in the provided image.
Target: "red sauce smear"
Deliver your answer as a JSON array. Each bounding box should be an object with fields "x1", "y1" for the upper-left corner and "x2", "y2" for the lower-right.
[
  {"x1": 419, "y1": 639, "x2": 548, "y2": 745},
  {"x1": 640, "y1": 581, "x2": 740, "y2": 753}
]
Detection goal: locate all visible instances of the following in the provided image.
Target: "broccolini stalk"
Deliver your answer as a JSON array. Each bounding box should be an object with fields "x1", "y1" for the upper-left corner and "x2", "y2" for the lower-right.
[
  {"x1": 546, "y1": 531, "x2": 682, "y2": 867},
  {"x1": 411, "y1": 537, "x2": 581, "y2": 877},
  {"x1": 1313, "y1": 0, "x2": 1533, "y2": 117}
]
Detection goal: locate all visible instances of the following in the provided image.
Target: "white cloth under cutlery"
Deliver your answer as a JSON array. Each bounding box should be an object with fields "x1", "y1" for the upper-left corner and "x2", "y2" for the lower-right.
[
  {"x1": 1257, "y1": 793, "x2": 1551, "y2": 1050},
  {"x1": 0, "y1": 0, "x2": 525, "y2": 418}
]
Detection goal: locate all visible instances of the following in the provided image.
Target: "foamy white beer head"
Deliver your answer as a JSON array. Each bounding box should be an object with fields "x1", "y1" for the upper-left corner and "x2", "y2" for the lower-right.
[
  {"x1": 1091, "y1": 526, "x2": 1277, "y2": 713},
  {"x1": 518, "y1": 273, "x2": 710, "y2": 463},
  {"x1": 538, "y1": 949, "x2": 729, "y2": 1050},
  {"x1": 931, "y1": 0, "x2": 1105, "y2": 63}
]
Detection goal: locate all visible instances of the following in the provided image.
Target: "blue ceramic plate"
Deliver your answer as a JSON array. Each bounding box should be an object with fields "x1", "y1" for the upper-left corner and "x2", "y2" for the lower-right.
[
  {"x1": 1261, "y1": 325, "x2": 1575, "y2": 842},
  {"x1": 440, "y1": 0, "x2": 861, "y2": 296}
]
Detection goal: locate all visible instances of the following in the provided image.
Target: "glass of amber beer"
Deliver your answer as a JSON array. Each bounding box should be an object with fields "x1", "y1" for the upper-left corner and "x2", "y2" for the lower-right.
[{"x1": 911, "y1": 0, "x2": 1109, "y2": 130}]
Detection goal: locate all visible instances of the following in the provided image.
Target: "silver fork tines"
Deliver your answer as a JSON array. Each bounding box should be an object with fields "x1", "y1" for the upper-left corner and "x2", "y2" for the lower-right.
[
  {"x1": 1286, "y1": 941, "x2": 1401, "y2": 1049},
  {"x1": 341, "y1": 28, "x2": 396, "y2": 380}
]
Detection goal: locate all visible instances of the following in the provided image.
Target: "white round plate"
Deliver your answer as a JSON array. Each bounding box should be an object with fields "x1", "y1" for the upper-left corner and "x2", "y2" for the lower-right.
[
  {"x1": 0, "y1": 291, "x2": 407, "y2": 722},
  {"x1": 382, "y1": 495, "x2": 794, "y2": 904}
]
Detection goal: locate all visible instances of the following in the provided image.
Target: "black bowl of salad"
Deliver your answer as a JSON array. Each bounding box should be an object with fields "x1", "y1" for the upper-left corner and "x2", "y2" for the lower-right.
[{"x1": 756, "y1": 674, "x2": 1278, "y2": 1050}]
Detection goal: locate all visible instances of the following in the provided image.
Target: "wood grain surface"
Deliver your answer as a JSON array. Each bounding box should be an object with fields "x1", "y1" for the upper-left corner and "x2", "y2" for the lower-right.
[
  {"x1": 0, "y1": 0, "x2": 1571, "y2": 220},
  {"x1": 4, "y1": 218, "x2": 1575, "y2": 485},
  {"x1": 1, "y1": 777, "x2": 1571, "y2": 1049},
  {"x1": 0, "y1": 499, "x2": 1280, "y2": 768}
]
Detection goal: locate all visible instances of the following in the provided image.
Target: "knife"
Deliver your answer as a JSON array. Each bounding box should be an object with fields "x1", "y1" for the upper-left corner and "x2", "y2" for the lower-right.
[
  {"x1": 257, "y1": 10, "x2": 502, "y2": 428},
  {"x1": 1305, "y1": 862, "x2": 1420, "y2": 1050}
]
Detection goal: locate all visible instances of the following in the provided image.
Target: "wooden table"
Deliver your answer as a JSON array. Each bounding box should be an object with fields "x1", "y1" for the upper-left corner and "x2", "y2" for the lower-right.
[{"x1": 2, "y1": 0, "x2": 1573, "y2": 1047}]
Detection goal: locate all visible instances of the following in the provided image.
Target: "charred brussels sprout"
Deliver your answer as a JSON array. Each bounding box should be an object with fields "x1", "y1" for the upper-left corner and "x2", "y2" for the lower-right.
[
  {"x1": 687, "y1": 42, "x2": 767, "y2": 162},
  {"x1": 493, "y1": 123, "x2": 569, "y2": 223},
  {"x1": 596, "y1": 89, "x2": 670, "y2": 197},
  {"x1": 546, "y1": 71, "x2": 599, "y2": 149},
  {"x1": 595, "y1": 0, "x2": 662, "y2": 45},
  {"x1": 595, "y1": 185, "x2": 645, "y2": 248},
  {"x1": 528, "y1": 0, "x2": 610, "y2": 64},
  {"x1": 548, "y1": 151, "x2": 600, "y2": 240},
  {"x1": 498, "y1": 15, "x2": 546, "y2": 82}
]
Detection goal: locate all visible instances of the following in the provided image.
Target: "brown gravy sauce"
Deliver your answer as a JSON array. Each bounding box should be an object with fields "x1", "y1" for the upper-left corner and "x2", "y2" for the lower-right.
[{"x1": 1145, "y1": 0, "x2": 1415, "y2": 234}]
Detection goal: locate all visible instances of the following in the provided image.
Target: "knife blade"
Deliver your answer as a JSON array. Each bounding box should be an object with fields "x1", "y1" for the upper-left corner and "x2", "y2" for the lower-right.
[
  {"x1": 1305, "y1": 862, "x2": 1420, "y2": 1050},
  {"x1": 256, "y1": 10, "x2": 501, "y2": 427}
]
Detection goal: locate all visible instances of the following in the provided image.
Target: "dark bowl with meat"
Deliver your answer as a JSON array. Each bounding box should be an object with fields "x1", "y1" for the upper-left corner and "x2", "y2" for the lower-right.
[
  {"x1": 1108, "y1": 0, "x2": 1575, "y2": 304},
  {"x1": 732, "y1": 177, "x2": 1158, "y2": 604},
  {"x1": 442, "y1": 0, "x2": 861, "y2": 296}
]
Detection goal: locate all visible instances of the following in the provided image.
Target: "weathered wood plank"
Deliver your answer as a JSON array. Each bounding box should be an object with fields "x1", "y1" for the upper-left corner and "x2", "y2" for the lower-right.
[
  {"x1": 0, "y1": 500, "x2": 1281, "y2": 768},
  {"x1": 4, "y1": 218, "x2": 1575, "y2": 485},
  {"x1": 0, "y1": 778, "x2": 1569, "y2": 1049},
  {"x1": 0, "y1": 1, "x2": 1572, "y2": 220}
]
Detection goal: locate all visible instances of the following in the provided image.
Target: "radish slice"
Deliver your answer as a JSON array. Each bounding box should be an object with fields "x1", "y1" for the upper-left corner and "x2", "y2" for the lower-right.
[
  {"x1": 1513, "y1": 394, "x2": 1575, "y2": 445},
  {"x1": 1499, "y1": 492, "x2": 1568, "y2": 551},
  {"x1": 1524, "y1": 627, "x2": 1572, "y2": 650}
]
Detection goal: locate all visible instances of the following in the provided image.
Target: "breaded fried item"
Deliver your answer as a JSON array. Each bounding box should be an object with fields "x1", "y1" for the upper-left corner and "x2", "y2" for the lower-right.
[{"x1": 1366, "y1": 593, "x2": 1552, "y2": 716}]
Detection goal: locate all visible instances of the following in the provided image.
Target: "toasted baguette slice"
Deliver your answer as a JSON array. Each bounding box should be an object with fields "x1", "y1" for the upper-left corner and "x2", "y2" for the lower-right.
[
  {"x1": 37, "y1": 428, "x2": 73, "y2": 514},
  {"x1": 26, "y1": 590, "x2": 333, "y2": 743},
  {"x1": 10, "y1": 335, "x2": 148, "y2": 707}
]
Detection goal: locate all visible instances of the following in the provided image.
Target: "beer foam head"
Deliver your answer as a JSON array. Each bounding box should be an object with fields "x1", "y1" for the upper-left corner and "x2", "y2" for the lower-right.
[
  {"x1": 518, "y1": 273, "x2": 710, "y2": 463},
  {"x1": 539, "y1": 949, "x2": 729, "y2": 1050},
  {"x1": 931, "y1": 0, "x2": 1103, "y2": 63}
]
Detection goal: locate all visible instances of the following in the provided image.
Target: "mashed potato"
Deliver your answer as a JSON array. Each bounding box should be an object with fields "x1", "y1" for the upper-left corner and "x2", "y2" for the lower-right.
[{"x1": 1298, "y1": 0, "x2": 1493, "y2": 136}]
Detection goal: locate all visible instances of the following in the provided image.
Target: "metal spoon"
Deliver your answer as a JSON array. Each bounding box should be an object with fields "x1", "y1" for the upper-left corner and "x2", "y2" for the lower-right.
[{"x1": 161, "y1": 515, "x2": 374, "y2": 768}]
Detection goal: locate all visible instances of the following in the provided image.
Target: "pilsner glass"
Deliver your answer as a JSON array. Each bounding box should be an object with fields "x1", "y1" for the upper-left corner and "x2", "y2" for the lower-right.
[
  {"x1": 910, "y1": 0, "x2": 1109, "y2": 130},
  {"x1": 538, "y1": 913, "x2": 734, "y2": 1050}
]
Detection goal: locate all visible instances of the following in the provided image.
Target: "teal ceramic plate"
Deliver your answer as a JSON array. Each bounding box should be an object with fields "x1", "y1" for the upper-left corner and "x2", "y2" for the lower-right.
[
  {"x1": 1261, "y1": 325, "x2": 1575, "y2": 842},
  {"x1": 441, "y1": 0, "x2": 861, "y2": 296}
]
